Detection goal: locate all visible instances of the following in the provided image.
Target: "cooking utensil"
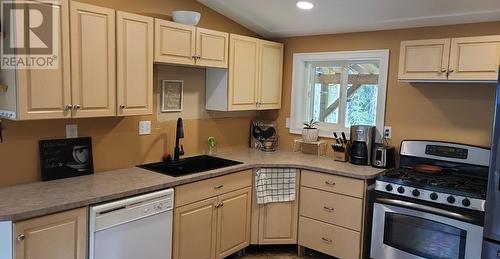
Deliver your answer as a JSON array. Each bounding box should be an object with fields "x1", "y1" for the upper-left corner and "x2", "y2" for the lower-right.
[
  {"x1": 333, "y1": 132, "x2": 340, "y2": 144},
  {"x1": 412, "y1": 164, "x2": 444, "y2": 174},
  {"x1": 341, "y1": 132, "x2": 347, "y2": 143}
]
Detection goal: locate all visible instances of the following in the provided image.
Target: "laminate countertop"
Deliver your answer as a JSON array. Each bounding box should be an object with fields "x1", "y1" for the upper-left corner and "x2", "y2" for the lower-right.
[{"x1": 0, "y1": 149, "x2": 386, "y2": 221}]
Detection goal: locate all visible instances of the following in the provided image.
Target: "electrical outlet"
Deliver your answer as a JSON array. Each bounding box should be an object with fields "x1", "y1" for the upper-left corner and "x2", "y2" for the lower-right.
[
  {"x1": 66, "y1": 124, "x2": 78, "y2": 138},
  {"x1": 384, "y1": 126, "x2": 392, "y2": 139},
  {"x1": 285, "y1": 117, "x2": 290, "y2": 129},
  {"x1": 139, "y1": 121, "x2": 151, "y2": 136}
]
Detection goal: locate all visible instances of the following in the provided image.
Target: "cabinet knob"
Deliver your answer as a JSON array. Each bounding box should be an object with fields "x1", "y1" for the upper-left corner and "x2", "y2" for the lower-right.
[
  {"x1": 16, "y1": 234, "x2": 25, "y2": 241},
  {"x1": 74, "y1": 105, "x2": 81, "y2": 110},
  {"x1": 120, "y1": 104, "x2": 126, "y2": 109},
  {"x1": 65, "y1": 104, "x2": 73, "y2": 110}
]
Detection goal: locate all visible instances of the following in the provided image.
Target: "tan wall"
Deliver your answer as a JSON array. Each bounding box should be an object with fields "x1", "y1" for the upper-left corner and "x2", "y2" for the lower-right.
[
  {"x1": 0, "y1": 0, "x2": 258, "y2": 187},
  {"x1": 271, "y1": 21, "x2": 500, "y2": 156}
]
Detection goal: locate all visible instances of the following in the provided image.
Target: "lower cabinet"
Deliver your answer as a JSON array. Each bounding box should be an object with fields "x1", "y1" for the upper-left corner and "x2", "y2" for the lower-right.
[
  {"x1": 173, "y1": 171, "x2": 252, "y2": 259},
  {"x1": 13, "y1": 207, "x2": 88, "y2": 259},
  {"x1": 251, "y1": 171, "x2": 299, "y2": 245}
]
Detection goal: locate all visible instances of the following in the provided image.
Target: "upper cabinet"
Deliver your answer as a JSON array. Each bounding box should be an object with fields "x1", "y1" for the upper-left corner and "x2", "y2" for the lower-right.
[
  {"x1": 258, "y1": 40, "x2": 284, "y2": 110},
  {"x1": 117, "y1": 12, "x2": 154, "y2": 116},
  {"x1": 206, "y1": 34, "x2": 284, "y2": 111},
  {"x1": 196, "y1": 28, "x2": 229, "y2": 68},
  {"x1": 154, "y1": 19, "x2": 229, "y2": 68},
  {"x1": 70, "y1": 1, "x2": 116, "y2": 118},
  {"x1": 154, "y1": 19, "x2": 196, "y2": 66},
  {"x1": 399, "y1": 35, "x2": 500, "y2": 82},
  {"x1": 448, "y1": 36, "x2": 500, "y2": 81},
  {"x1": 0, "y1": 1, "x2": 155, "y2": 120},
  {"x1": 398, "y1": 39, "x2": 451, "y2": 81},
  {"x1": 0, "y1": 0, "x2": 72, "y2": 120},
  {"x1": 228, "y1": 34, "x2": 261, "y2": 111}
]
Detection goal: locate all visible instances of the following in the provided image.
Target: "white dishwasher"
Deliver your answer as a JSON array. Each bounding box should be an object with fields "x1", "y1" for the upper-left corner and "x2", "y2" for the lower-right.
[{"x1": 89, "y1": 189, "x2": 174, "y2": 259}]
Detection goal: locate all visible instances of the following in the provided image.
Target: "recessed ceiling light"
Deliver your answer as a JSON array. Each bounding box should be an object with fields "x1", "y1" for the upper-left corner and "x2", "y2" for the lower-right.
[{"x1": 296, "y1": 1, "x2": 314, "y2": 10}]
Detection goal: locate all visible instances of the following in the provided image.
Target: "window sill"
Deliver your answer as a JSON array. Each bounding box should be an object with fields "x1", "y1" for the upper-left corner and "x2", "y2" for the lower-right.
[{"x1": 289, "y1": 127, "x2": 351, "y2": 140}]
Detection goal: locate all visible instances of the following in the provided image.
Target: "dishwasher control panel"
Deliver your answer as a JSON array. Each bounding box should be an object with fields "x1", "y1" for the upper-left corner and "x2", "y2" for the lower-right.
[{"x1": 90, "y1": 189, "x2": 174, "y2": 232}]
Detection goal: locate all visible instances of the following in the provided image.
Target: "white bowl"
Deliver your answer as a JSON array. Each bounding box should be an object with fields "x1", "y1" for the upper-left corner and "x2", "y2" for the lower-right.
[{"x1": 172, "y1": 11, "x2": 201, "y2": 26}]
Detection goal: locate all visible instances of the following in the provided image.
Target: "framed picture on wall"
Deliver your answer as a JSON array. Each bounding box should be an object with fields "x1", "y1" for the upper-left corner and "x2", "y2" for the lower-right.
[{"x1": 161, "y1": 80, "x2": 183, "y2": 112}]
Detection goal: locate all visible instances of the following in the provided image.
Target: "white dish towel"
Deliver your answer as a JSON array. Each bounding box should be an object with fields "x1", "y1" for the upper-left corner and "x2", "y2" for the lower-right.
[{"x1": 255, "y1": 168, "x2": 297, "y2": 204}]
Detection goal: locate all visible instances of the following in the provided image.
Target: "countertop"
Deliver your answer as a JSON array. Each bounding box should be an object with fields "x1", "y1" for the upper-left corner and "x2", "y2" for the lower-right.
[{"x1": 0, "y1": 149, "x2": 386, "y2": 222}]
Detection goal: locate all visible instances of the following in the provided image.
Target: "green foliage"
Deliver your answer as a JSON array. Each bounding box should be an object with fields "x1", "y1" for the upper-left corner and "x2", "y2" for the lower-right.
[{"x1": 303, "y1": 119, "x2": 319, "y2": 129}]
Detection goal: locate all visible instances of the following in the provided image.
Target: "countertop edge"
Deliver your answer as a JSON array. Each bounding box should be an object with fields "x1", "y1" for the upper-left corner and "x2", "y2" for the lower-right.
[{"x1": 1, "y1": 157, "x2": 386, "y2": 222}]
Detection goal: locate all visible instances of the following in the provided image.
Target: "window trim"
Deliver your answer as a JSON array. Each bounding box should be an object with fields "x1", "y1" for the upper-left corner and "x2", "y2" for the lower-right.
[{"x1": 290, "y1": 49, "x2": 390, "y2": 140}]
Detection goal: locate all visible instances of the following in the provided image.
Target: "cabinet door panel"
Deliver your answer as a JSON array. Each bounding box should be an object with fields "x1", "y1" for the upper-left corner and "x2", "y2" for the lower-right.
[
  {"x1": 217, "y1": 187, "x2": 251, "y2": 258},
  {"x1": 196, "y1": 28, "x2": 229, "y2": 68},
  {"x1": 17, "y1": 0, "x2": 71, "y2": 120},
  {"x1": 258, "y1": 40, "x2": 283, "y2": 110},
  {"x1": 258, "y1": 200, "x2": 298, "y2": 244},
  {"x1": 117, "y1": 12, "x2": 153, "y2": 116},
  {"x1": 173, "y1": 197, "x2": 217, "y2": 259},
  {"x1": 398, "y1": 39, "x2": 450, "y2": 80},
  {"x1": 13, "y1": 208, "x2": 87, "y2": 259},
  {"x1": 154, "y1": 19, "x2": 195, "y2": 66},
  {"x1": 228, "y1": 34, "x2": 259, "y2": 111},
  {"x1": 70, "y1": 2, "x2": 116, "y2": 118},
  {"x1": 449, "y1": 36, "x2": 500, "y2": 81}
]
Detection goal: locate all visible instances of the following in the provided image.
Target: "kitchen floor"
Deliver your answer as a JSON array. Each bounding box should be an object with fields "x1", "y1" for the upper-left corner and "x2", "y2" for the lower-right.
[{"x1": 227, "y1": 245, "x2": 334, "y2": 259}]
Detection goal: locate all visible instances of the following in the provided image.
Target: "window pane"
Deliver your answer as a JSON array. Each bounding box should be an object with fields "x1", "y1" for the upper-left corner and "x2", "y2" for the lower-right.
[
  {"x1": 345, "y1": 62, "x2": 380, "y2": 128},
  {"x1": 310, "y1": 66, "x2": 342, "y2": 124}
]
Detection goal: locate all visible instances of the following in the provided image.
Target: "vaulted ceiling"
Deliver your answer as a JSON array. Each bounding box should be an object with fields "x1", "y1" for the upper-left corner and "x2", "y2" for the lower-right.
[{"x1": 197, "y1": 0, "x2": 500, "y2": 38}]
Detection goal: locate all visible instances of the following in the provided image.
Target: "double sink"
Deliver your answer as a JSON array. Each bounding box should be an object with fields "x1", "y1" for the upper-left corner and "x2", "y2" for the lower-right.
[{"x1": 139, "y1": 155, "x2": 242, "y2": 177}]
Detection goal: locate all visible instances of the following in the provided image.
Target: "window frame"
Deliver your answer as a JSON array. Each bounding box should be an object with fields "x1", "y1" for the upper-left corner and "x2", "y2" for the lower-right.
[{"x1": 290, "y1": 49, "x2": 390, "y2": 140}]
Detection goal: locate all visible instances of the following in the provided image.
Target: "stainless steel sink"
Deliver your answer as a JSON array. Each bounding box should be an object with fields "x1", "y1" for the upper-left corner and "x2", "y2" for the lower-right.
[{"x1": 138, "y1": 155, "x2": 243, "y2": 177}]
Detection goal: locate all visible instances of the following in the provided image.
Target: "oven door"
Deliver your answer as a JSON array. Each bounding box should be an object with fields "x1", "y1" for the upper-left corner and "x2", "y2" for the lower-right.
[{"x1": 371, "y1": 198, "x2": 483, "y2": 259}]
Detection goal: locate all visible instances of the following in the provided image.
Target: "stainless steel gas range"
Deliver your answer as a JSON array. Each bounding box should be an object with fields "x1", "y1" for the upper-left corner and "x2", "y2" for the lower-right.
[{"x1": 371, "y1": 140, "x2": 490, "y2": 259}]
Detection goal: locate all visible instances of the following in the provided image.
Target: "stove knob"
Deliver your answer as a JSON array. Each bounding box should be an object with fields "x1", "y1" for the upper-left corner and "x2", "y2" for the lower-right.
[
  {"x1": 430, "y1": 193, "x2": 438, "y2": 200},
  {"x1": 447, "y1": 196, "x2": 456, "y2": 204},
  {"x1": 397, "y1": 186, "x2": 405, "y2": 194},
  {"x1": 385, "y1": 184, "x2": 393, "y2": 192},
  {"x1": 412, "y1": 189, "x2": 420, "y2": 197},
  {"x1": 462, "y1": 198, "x2": 471, "y2": 207}
]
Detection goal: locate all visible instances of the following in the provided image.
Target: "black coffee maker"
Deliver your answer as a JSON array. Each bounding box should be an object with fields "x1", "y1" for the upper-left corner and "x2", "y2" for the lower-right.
[{"x1": 349, "y1": 125, "x2": 376, "y2": 165}]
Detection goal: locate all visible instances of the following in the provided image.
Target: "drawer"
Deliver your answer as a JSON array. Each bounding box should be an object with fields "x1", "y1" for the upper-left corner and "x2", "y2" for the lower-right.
[
  {"x1": 301, "y1": 170, "x2": 364, "y2": 198},
  {"x1": 298, "y1": 216, "x2": 360, "y2": 259},
  {"x1": 300, "y1": 187, "x2": 363, "y2": 231},
  {"x1": 175, "y1": 170, "x2": 252, "y2": 207}
]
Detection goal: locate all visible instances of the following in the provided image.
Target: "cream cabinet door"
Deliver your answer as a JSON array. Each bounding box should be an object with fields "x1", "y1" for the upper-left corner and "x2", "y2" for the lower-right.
[
  {"x1": 116, "y1": 12, "x2": 153, "y2": 116},
  {"x1": 154, "y1": 19, "x2": 196, "y2": 66},
  {"x1": 228, "y1": 34, "x2": 260, "y2": 111},
  {"x1": 398, "y1": 39, "x2": 451, "y2": 81},
  {"x1": 258, "y1": 40, "x2": 283, "y2": 110},
  {"x1": 17, "y1": 0, "x2": 72, "y2": 120},
  {"x1": 70, "y1": 2, "x2": 116, "y2": 118},
  {"x1": 173, "y1": 197, "x2": 218, "y2": 259},
  {"x1": 195, "y1": 28, "x2": 229, "y2": 68},
  {"x1": 448, "y1": 35, "x2": 500, "y2": 81},
  {"x1": 13, "y1": 208, "x2": 87, "y2": 259},
  {"x1": 216, "y1": 187, "x2": 252, "y2": 258},
  {"x1": 258, "y1": 200, "x2": 298, "y2": 244}
]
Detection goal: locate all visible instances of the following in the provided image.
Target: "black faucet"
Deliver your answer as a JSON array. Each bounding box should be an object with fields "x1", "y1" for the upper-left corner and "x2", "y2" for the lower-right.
[{"x1": 174, "y1": 118, "x2": 184, "y2": 161}]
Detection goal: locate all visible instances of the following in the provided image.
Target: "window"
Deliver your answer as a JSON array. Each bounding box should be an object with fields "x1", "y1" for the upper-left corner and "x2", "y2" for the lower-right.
[{"x1": 290, "y1": 50, "x2": 389, "y2": 139}]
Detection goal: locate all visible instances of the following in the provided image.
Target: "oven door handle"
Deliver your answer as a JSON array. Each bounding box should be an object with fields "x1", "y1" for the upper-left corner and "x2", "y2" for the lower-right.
[{"x1": 376, "y1": 198, "x2": 483, "y2": 225}]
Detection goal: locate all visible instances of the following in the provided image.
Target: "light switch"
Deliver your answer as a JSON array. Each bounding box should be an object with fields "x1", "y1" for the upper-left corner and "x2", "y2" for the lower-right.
[
  {"x1": 139, "y1": 121, "x2": 151, "y2": 136},
  {"x1": 66, "y1": 124, "x2": 78, "y2": 138}
]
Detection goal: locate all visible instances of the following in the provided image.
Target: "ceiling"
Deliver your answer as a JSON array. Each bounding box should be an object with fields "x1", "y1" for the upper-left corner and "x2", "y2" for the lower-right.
[{"x1": 197, "y1": 0, "x2": 500, "y2": 38}]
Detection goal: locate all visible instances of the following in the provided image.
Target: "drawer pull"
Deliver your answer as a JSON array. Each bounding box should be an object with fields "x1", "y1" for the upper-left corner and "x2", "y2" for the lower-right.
[
  {"x1": 214, "y1": 185, "x2": 224, "y2": 190},
  {"x1": 321, "y1": 237, "x2": 333, "y2": 243},
  {"x1": 323, "y1": 206, "x2": 335, "y2": 212},
  {"x1": 325, "y1": 181, "x2": 336, "y2": 186}
]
